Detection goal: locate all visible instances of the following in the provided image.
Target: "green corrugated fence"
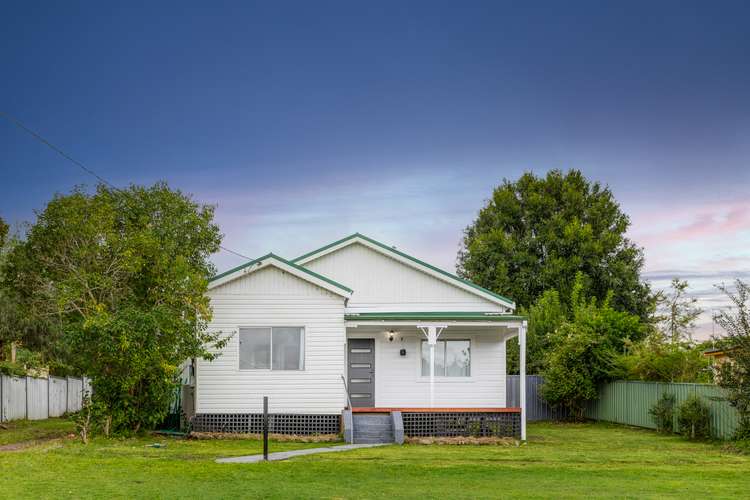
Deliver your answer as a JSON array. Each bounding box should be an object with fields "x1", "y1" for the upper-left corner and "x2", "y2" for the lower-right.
[{"x1": 585, "y1": 380, "x2": 739, "y2": 439}]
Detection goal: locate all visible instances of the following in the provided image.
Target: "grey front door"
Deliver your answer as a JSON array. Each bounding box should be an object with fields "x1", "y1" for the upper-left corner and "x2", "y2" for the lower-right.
[{"x1": 347, "y1": 339, "x2": 375, "y2": 407}]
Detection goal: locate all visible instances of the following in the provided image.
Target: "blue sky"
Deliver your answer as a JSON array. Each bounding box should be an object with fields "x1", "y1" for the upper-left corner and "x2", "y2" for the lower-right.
[{"x1": 2, "y1": 1, "x2": 749, "y2": 338}]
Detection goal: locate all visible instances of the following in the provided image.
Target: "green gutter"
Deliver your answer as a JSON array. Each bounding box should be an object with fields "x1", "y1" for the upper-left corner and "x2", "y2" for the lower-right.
[
  {"x1": 344, "y1": 312, "x2": 527, "y2": 322},
  {"x1": 293, "y1": 233, "x2": 515, "y2": 307},
  {"x1": 210, "y1": 253, "x2": 353, "y2": 294}
]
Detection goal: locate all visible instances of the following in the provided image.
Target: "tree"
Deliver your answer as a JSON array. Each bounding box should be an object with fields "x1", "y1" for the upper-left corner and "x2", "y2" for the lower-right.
[
  {"x1": 713, "y1": 279, "x2": 750, "y2": 439},
  {"x1": 2, "y1": 183, "x2": 228, "y2": 433},
  {"x1": 0, "y1": 225, "x2": 62, "y2": 366},
  {"x1": 620, "y1": 338, "x2": 711, "y2": 383},
  {"x1": 654, "y1": 278, "x2": 702, "y2": 344},
  {"x1": 540, "y1": 277, "x2": 644, "y2": 418},
  {"x1": 458, "y1": 169, "x2": 653, "y2": 319},
  {"x1": 540, "y1": 322, "x2": 619, "y2": 420}
]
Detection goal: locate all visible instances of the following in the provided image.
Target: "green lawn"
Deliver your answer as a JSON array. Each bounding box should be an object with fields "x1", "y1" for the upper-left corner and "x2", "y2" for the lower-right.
[{"x1": 1, "y1": 421, "x2": 748, "y2": 499}]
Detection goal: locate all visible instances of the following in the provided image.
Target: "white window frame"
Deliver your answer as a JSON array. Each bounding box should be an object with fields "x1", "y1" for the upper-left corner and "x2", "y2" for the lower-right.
[
  {"x1": 419, "y1": 338, "x2": 471, "y2": 378},
  {"x1": 238, "y1": 326, "x2": 305, "y2": 371}
]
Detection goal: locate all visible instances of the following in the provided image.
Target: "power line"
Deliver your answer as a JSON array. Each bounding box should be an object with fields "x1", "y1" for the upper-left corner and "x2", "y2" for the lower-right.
[
  {"x1": 0, "y1": 111, "x2": 251, "y2": 261},
  {"x1": 1, "y1": 111, "x2": 117, "y2": 190}
]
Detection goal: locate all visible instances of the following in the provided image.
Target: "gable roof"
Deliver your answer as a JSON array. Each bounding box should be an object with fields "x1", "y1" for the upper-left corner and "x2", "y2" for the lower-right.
[
  {"x1": 292, "y1": 233, "x2": 515, "y2": 309},
  {"x1": 209, "y1": 253, "x2": 353, "y2": 298}
]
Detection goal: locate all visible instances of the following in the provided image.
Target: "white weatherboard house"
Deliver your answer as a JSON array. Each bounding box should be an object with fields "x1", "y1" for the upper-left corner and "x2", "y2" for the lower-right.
[{"x1": 193, "y1": 233, "x2": 528, "y2": 442}]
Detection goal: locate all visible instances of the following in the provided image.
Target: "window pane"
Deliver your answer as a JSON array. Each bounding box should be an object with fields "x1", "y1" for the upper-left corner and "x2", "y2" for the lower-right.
[
  {"x1": 445, "y1": 340, "x2": 470, "y2": 377},
  {"x1": 272, "y1": 327, "x2": 304, "y2": 370},
  {"x1": 421, "y1": 340, "x2": 446, "y2": 376},
  {"x1": 239, "y1": 328, "x2": 270, "y2": 369}
]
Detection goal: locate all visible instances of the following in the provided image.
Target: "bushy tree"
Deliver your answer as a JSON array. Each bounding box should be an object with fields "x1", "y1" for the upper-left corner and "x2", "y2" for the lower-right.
[
  {"x1": 2, "y1": 183, "x2": 228, "y2": 433},
  {"x1": 458, "y1": 169, "x2": 653, "y2": 319},
  {"x1": 540, "y1": 322, "x2": 619, "y2": 419},
  {"x1": 620, "y1": 337, "x2": 711, "y2": 383},
  {"x1": 713, "y1": 279, "x2": 750, "y2": 439},
  {"x1": 540, "y1": 277, "x2": 645, "y2": 418}
]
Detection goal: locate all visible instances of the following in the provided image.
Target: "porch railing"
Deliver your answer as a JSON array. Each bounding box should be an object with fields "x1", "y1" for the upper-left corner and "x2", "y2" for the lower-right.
[{"x1": 340, "y1": 374, "x2": 352, "y2": 409}]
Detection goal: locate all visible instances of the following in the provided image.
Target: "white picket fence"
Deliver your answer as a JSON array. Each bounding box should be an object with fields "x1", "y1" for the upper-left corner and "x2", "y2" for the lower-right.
[{"x1": 0, "y1": 374, "x2": 91, "y2": 422}]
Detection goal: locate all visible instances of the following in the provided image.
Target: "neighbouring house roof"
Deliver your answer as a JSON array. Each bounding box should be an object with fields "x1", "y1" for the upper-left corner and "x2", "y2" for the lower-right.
[
  {"x1": 703, "y1": 346, "x2": 737, "y2": 358},
  {"x1": 208, "y1": 253, "x2": 353, "y2": 298},
  {"x1": 344, "y1": 312, "x2": 527, "y2": 322},
  {"x1": 292, "y1": 233, "x2": 515, "y2": 309}
]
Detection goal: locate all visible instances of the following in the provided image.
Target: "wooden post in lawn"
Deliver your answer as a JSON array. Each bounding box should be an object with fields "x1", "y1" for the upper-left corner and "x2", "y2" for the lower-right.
[{"x1": 263, "y1": 396, "x2": 269, "y2": 461}]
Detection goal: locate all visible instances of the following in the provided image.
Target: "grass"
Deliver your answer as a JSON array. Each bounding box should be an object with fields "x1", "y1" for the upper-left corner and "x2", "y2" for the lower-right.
[
  {"x1": 0, "y1": 417, "x2": 74, "y2": 446},
  {"x1": 1, "y1": 421, "x2": 749, "y2": 498}
]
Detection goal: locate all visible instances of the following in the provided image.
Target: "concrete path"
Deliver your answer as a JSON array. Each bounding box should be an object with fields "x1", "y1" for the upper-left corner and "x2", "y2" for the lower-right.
[{"x1": 216, "y1": 443, "x2": 388, "y2": 464}]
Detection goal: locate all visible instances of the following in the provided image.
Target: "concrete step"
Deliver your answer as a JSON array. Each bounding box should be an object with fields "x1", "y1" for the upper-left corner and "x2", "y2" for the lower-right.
[
  {"x1": 346, "y1": 411, "x2": 401, "y2": 444},
  {"x1": 353, "y1": 416, "x2": 392, "y2": 424},
  {"x1": 355, "y1": 424, "x2": 393, "y2": 430},
  {"x1": 354, "y1": 437, "x2": 392, "y2": 444},
  {"x1": 355, "y1": 428, "x2": 393, "y2": 434},
  {"x1": 355, "y1": 435, "x2": 394, "y2": 442}
]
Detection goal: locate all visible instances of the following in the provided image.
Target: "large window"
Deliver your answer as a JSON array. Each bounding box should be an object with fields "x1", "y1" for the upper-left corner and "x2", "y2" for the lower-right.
[
  {"x1": 421, "y1": 340, "x2": 470, "y2": 377},
  {"x1": 239, "y1": 327, "x2": 304, "y2": 370}
]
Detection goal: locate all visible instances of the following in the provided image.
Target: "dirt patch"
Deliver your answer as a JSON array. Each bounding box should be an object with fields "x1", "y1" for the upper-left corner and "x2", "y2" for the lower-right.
[
  {"x1": 404, "y1": 436, "x2": 520, "y2": 446},
  {"x1": 0, "y1": 437, "x2": 64, "y2": 452},
  {"x1": 189, "y1": 432, "x2": 341, "y2": 442},
  {"x1": 0, "y1": 432, "x2": 75, "y2": 452}
]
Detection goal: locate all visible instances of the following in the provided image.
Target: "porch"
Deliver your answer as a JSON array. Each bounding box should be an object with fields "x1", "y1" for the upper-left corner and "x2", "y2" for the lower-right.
[{"x1": 343, "y1": 312, "x2": 528, "y2": 441}]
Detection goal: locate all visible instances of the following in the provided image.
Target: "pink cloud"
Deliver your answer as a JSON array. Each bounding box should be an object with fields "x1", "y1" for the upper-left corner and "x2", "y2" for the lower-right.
[{"x1": 631, "y1": 199, "x2": 750, "y2": 247}]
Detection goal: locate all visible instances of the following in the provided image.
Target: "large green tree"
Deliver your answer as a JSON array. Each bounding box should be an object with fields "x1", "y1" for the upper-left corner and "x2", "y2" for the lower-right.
[
  {"x1": 2, "y1": 183, "x2": 227, "y2": 433},
  {"x1": 458, "y1": 169, "x2": 653, "y2": 319}
]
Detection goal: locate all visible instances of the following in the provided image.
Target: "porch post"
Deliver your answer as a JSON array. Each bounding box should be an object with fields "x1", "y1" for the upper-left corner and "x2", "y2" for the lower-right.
[
  {"x1": 520, "y1": 320, "x2": 527, "y2": 441},
  {"x1": 428, "y1": 326, "x2": 437, "y2": 408}
]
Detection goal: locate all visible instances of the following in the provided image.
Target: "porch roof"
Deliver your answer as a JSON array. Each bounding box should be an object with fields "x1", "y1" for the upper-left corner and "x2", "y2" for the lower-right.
[{"x1": 344, "y1": 312, "x2": 527, "y2": 322}]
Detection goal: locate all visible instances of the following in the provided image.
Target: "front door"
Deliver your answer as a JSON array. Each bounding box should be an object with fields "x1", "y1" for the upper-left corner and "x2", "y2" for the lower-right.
[{"x1": 347, "y1": 339, "x2": 375, "y2": 407}]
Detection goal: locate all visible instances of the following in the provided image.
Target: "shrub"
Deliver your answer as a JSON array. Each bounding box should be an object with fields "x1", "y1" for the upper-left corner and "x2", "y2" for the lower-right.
[
  {"x1": 649, "y1": 393, "x2": 676, "y2": 433},
  {"x1": 677, "y1": 394, "x2": 711, "y2": 440}
]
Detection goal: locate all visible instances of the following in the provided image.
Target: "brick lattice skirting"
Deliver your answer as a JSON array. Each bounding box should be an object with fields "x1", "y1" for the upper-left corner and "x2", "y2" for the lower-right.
[
  {"x1": 402, "y1": 411, "x2": 521, "y2": 438},
  {"x1": 191, "y1": 413, "x2": 340, "y2": 435}
]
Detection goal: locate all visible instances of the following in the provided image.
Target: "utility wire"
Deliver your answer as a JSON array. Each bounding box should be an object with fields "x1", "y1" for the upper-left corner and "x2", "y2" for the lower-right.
[{"x1": 0, "y1": 111, "x2": 252, "y2": 261}]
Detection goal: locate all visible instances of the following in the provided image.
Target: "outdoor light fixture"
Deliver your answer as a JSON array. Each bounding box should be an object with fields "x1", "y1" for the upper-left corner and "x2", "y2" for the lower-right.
[{"x1": 387, "y1": 330, "x2": 396, "y2": 342}]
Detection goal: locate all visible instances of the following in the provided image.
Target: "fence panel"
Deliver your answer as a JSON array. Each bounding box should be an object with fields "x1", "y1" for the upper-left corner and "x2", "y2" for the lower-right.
[
  {"x1": 506, "y1": 375, "x2": 570, "y2": 421},
  {"x1": 0, "y1": 374, "x2": 89, "y2": 422},
  {"x1": 48, "y1": 377, "x2": 68, "y2": 417},
  {"x1": 67, "y1": 377, "x2": 84, "y2": 413},
  {"x1": 27, "y1": 377, "x2": 49, "y2": 420},
  {"x1": 1, "y1": 376, "x2": 27, "y2": 421},
  {"x1": 586, "y1": 380, "x2": 739, "y2": 439}
]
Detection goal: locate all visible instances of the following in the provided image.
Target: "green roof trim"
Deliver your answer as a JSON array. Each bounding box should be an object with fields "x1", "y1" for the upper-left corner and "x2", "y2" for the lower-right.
[
  {"x1": 293, "y1": 233, "x2": 515, "y2": 307},
  {"x1": 344, "y1": 312, "x2": 527, "y2": 322},
  {"x1": 210, "y1": 253, "x2": 353, "y2": 294}
]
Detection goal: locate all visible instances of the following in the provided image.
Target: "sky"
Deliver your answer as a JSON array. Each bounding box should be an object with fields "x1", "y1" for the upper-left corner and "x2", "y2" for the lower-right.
[{"x1": 2, "y1": 1, "x2": 749, "y2": 339}]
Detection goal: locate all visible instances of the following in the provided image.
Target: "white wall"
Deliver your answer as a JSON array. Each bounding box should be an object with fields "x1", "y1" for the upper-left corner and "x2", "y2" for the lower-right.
[
  {"x1": 347, "y1": 328, "x2": 509, "y2": 408},
  {"x1": 304, "y1": 242, "x2": 507, "y2": 313},
  {"x1": 198, "y1": 266, "x2": 347, "y2": 414}
]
